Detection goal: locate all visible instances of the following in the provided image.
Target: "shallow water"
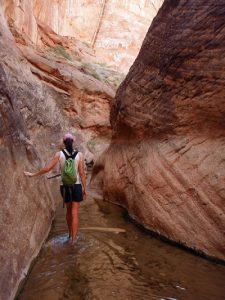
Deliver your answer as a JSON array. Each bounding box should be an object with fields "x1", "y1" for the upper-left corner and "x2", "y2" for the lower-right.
[{"x1": 18, "y1": 195, "x2": 225, "y2": 300}]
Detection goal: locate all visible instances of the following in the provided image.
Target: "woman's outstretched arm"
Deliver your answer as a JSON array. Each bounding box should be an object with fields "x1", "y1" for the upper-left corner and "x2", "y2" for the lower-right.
[{"x1": 24, "y1": 152, "x2": 60, "y2": 177}]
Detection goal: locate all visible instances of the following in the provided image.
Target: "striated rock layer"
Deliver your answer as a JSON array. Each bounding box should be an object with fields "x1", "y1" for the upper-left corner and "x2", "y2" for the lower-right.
[{"x1": 92, "y1": 0, "x2": 225, "y2": 261}]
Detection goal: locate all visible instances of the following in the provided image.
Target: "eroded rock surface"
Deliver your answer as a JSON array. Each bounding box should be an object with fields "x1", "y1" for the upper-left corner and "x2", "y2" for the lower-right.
[
  {"x1": 92, "y1": 0, "x2": 225, "y2": 261},
  {"x1": 0, "y1": 2, "x2": 115, "y2": 299},
  {"x1": 0, "y1": 39, "x2": 55, "y2": 300}
]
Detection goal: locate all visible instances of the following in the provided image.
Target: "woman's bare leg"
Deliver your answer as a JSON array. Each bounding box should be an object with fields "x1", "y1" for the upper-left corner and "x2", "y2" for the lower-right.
[
  {"x1": 66, "y1": 202, "x2": 72, "y2": 239},
  {"x1": 71, "y1": 202, "x2": 79, "y2": 244}
]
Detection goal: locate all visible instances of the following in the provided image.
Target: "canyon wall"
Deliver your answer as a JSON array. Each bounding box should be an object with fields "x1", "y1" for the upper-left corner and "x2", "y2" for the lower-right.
[
  {"x1": 0, "y1": 12, "x2": 55, "y2": 299},
  {"x1": 1, "y1": 0, "x2": 163, "y2": 72},
  {"x1": 0, "y1": 1, "x2": 165, "y2": 299},
  {"x1": 0, "y1": 2, "x2": 116, "y2": 299},
  {"x1": 92, "y1": 0, "x2": 225, "y2": 261},
  {"x1": 93, "y1": 0, "x2": 164, "y2": 71}
]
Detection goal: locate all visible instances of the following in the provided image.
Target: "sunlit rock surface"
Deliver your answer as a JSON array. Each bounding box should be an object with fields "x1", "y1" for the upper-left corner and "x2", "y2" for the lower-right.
[
  {"x1": 92, "y1": 0, "x2": 225, "y2": 261},
  {"x1": 1, "y1": 0, "x2": 163, "y2": 71}
]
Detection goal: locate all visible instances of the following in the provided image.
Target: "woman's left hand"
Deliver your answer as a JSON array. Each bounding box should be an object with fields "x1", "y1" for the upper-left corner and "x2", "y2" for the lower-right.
[{"x1": 83, "y1": 189, "x2": 87, "y2": 199}]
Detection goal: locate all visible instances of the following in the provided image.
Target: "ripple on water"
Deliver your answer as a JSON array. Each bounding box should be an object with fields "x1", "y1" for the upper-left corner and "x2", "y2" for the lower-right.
[
  {"x1": 18, "y1": 199, "x2": 225, "y2": 300},
  {"x1": 44, "y1": 233, "x2": 70, "y2": 247}
]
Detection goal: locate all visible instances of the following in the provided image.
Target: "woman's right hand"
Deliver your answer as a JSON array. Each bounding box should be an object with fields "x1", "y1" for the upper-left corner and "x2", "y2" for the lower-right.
[{"x1": 24, "y1": 171, "x2": 34, "y2": 177}]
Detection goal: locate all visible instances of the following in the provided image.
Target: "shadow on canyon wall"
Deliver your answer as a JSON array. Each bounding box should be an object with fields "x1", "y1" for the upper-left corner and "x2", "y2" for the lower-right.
[{"x1": 92, "y1": 0, "x2": 225, "y2": 262}]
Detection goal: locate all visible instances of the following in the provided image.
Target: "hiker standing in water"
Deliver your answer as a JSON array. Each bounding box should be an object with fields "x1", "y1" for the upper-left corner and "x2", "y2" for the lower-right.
[{"x1": 24, "y1": 133, "x2": 87, "y2": 245}]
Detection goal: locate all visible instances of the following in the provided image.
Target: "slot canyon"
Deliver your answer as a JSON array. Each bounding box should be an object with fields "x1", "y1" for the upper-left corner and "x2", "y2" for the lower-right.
[{"x1": 0, "y1": 1, "x2": 225, "y2": 300}]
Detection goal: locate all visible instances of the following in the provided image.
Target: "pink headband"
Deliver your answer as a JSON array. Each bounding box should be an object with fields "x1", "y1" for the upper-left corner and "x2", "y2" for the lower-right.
[{"x1": 63, "y1": 133, "x2": 74, "y2": 141}]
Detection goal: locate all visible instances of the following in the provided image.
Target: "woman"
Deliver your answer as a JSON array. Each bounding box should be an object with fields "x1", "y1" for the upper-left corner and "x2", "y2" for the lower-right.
[{"x1": 24, "y1": 133, "x2": 87, "y2": 245}]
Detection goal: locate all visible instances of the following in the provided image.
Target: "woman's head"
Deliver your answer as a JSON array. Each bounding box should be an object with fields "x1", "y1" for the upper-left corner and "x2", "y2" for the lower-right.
[{"x1": 63, "y1": 133, "x2": 74, "y2": 154}]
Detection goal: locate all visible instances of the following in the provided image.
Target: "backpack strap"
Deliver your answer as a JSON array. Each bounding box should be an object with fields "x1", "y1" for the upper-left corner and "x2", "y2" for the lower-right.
[
  {"x1": 62, "y1": 149, "x2": 70, "y2": 160},
  {"x1": 71, "y1": 151, "x2": 78, "y2": 160},
  {"x1": 62, "y1": 149, "x2": 78, "y2": 160}
]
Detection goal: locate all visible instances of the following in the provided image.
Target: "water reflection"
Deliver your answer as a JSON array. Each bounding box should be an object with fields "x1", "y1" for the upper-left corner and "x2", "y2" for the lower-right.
[{"x1": 18, "y1": 197, "x2": 225, "y2": 300}]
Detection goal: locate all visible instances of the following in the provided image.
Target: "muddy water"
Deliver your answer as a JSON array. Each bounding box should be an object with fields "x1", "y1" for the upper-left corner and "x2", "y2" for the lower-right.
[{"x1": 18, "y1": 195, "x2": 225, "y2": 300}]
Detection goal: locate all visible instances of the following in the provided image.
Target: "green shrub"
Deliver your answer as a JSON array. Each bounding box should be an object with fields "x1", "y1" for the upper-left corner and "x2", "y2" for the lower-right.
[
  {"x1": 80, "y1": 63, "x2": 102, "y2": 81},
  {"x1": 48, "y1": 45, "x2": 72, "y2": 61}
]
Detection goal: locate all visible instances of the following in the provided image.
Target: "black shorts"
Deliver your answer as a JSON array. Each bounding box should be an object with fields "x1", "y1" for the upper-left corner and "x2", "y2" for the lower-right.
[{"x1": 60, "y1": 184, "x2": 83, "y2": 203}]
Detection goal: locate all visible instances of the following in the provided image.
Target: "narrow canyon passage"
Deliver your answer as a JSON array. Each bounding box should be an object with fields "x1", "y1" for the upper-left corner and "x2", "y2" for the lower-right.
[
  {"x1": 1, "y1": 1, "x2": 225, "y2": 299},
  {"x1": 17, "y1": 193, "x2": 225, "y2": 300}
]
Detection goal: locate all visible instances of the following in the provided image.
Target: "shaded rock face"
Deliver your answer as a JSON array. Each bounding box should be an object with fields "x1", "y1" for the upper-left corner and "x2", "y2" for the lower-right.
[
  {"x1": 92, "y1": 0, "x2": 225, "y2": 261},
  {"x1": 1, "y1": 0, "x2": 163, "y2": 72},
  {"x1": 0, "y1": 45, "x2": 55, "y2": 300}
]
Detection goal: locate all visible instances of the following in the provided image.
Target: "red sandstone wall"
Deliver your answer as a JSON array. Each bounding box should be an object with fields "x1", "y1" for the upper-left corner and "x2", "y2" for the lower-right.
[{"x1": 92, "y1": 0, "x2": 225, "y2": 261}]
